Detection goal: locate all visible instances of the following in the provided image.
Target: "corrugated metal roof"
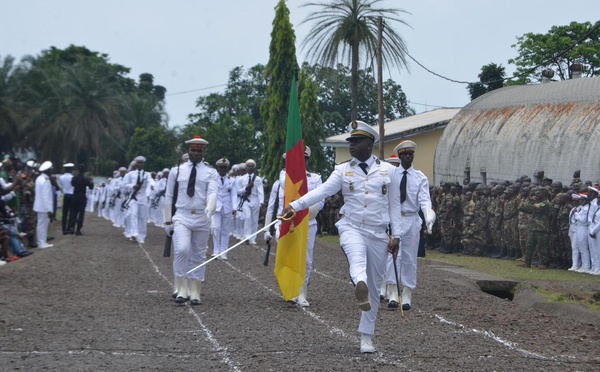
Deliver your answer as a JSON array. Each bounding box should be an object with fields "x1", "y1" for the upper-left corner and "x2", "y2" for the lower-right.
[
  {"x1": 434, "y1": 77, "x2": 600, "y2": 186},
  {"x1": 467, "y1": 76, "x2": 600, "y2": 108},
  {"x1": 321, "y1": 108, "x2": 460, "y2": 147}
]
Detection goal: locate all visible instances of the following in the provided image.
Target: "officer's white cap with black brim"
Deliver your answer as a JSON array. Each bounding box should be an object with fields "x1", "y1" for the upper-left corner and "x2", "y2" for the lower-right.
[
  {"x1": 394, "y1": 140, "x2": 417, "y2": 154},
  {"x1": 345, "y1": 120, "x2": 379, "y2": 143}
]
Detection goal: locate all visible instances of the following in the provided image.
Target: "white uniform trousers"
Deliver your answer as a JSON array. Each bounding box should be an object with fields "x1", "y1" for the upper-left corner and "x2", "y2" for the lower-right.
[
  {"x1": 386, "y1": 213, "x2": 421, "y2": 290},
  {"x1": 212, "y1": 211, "x2": 233, "y2": 256},
  {"x1": 338, "y1": 222, "x2": 388, "y2": 337},
  {"x1": 588, "y1": 234, "x2": 600, "y2": 271},
  {"x1": 173, "y1": 212, "x2": 211, "y2": 281},
  {"x1": 36, "y1": 212, "x2": 50, "y2": 246},
  {"x1": 128, "y1": 201, "x2": 149, "y2": 242},
  {"x1": 242, "y1": 203, "x2": 260, "y2": 244},
  {"x1": 574, "y1": 224, "x2": 591, "y2": 270}
]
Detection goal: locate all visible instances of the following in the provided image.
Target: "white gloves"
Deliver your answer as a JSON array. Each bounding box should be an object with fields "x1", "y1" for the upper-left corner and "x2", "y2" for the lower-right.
[
  {"x1": 164, "y1": 223, "x2": 174, "y2": 237},
  {"x1": 205, "y1": 193, "x2": 217, "y2": 219},
  {"x1": 423, "y1": 207, "x2": 436, "y2": 234},
  {"x1": 264, "y1": 231, "x2": 272, "y2": 241}
]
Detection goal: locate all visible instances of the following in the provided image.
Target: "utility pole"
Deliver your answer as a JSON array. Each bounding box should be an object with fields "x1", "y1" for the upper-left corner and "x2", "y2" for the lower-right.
[{"x1": 377, "y1": 16, "x2": 384, "y2": 159}]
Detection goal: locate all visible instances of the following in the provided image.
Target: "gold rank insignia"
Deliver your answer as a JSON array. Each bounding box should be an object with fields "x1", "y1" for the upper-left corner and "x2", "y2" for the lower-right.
[{"x1": 345, "y1": 172, "x2": 354, "y2": 177}]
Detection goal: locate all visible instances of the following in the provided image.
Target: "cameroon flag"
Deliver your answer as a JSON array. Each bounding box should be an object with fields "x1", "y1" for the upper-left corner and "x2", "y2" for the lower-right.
[{"x1": 274, "y1": 73, "x2": 309, "y2": 301}]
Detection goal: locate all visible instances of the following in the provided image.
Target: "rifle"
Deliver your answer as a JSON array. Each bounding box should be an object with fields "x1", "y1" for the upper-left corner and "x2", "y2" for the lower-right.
[
  {"x1": 108, "y1": 191, "x2": 120, "y2": 209},
  {"x1": 237, "y1": 173, "x2": 255, "y2": 211},
  {"x1": 122, "y1": 171, "x2": 145, "y2": 210},
  {"x1": 263, "y1": 183, "x2": 280, "y2": 266},
  {"x1": 163, "y1": 161, "x2": 180, "y2": 257}
]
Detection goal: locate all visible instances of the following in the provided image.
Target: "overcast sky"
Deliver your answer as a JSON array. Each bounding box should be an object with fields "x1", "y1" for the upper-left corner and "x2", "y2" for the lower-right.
[{"x1": 2, "y1": 0, "x2": 598, "y2": 127}]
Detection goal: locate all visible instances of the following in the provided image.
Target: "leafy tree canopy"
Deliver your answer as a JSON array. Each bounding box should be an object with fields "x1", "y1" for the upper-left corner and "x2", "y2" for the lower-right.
[
  {"x1": 467, "y1": 63, "x2": 506, "y2": 101},
  {"x1": 509, "y1": 21, "x2": 600, "y2": 82}
]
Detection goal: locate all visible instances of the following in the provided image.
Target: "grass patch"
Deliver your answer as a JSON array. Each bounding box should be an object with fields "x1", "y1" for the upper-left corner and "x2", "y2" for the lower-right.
[
  {"x1": 317, "y1": 234, "x2": 340, "y2": 245},
  {"x1": 425, "y1": 250, "x2": 599, "y2": 285},
  {"x1": 317, "y1": 236, "x2": 600, "y2": 313}
]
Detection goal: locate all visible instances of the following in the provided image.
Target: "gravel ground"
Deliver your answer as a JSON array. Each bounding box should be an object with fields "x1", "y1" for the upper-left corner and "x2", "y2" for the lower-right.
[{"x1": 1, "y1": 214, "x2": 599, "y2": 371}]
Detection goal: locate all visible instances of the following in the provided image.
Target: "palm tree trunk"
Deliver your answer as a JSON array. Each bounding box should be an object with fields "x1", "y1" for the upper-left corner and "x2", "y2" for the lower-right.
[{"x1": 351, "y1": 39, "x2": 359, "y2": 121}]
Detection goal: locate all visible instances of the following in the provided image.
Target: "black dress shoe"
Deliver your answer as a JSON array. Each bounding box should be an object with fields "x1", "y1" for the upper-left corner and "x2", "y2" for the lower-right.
[
  {"x1": 387, "y1": 301, "x2": 399, "y2": 309},
  {"x1": 190, "y1": 299, "x2": 201, "y2": 306},
  {"x1": 402, "y1": 303, "x2": 411, "y2": 311},
  {"x1": 18, "y1": 251, "x2": 34, "y2": 258},
  {"x1": 174, "y1": 296, "x2": 189, "y2": 304}
]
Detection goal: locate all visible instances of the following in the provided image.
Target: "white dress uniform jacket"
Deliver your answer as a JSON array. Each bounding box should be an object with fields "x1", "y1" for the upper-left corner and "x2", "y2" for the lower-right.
[
  {"x1": 164, "y1": 161, "x2": 219, "y2": 281},
  {"x1": 290, "y1": 156, "x2": 401, "y2": 337}
]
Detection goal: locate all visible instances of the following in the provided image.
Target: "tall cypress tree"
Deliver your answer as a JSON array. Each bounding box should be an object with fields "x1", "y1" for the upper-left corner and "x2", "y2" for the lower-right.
[
  {"x1": 298, "y1": 67, "x2": 330, "y2": 178},
  {"x1": 260, "y1": 0, "x2": 298, "y2": 183}
]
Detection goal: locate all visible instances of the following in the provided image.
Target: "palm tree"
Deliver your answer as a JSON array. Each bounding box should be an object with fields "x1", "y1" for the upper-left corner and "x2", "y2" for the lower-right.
[
  {"x1": 0, "y1": 56, "x2": 19, "y2": 150},
  {"x1": 300, "y1": 0, "x2": 410, "y2": 121}
]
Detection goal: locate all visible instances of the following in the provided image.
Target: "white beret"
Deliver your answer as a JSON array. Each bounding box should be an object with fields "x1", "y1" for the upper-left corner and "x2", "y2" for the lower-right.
[
  {"x1": 246, "y1": 159, "x2": 256, "y2": 166},
  {"x1": 63, "y1": 163, "x2": 75, "y2": 168},
  {"x1": 134, "y1": 156, "x2": 146, "y2": 162},
  {"x1": 118, "y1": 167, "x2": 127, "y2": 172}
]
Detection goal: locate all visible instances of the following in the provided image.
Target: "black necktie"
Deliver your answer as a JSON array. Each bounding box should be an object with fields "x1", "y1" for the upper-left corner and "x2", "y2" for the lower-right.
[
  {"x1": 358, "y1": 163, "x2": 368, "y2": 175},
  {"x1": 187, "y1": 164, "x2": 197, "y2": 197},
  {"x1": 136, "y1": 171, "x2": 141, "y2": 184},
  {"x1": 221, "y1": 177, "x2": 224, "y2": 185},
  {"x1": 400, "y1": 170, "x2": 407, "y2": 203}
]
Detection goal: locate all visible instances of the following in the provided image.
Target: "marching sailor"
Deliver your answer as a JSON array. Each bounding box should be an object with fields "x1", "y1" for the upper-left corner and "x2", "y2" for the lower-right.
[{"x1": 164, "y1": 135, "x2": 218, "y2": 305}]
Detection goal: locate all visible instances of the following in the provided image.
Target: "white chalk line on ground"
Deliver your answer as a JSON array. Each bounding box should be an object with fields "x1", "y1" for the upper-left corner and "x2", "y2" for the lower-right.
[
  {"x1": 255, "y1": 244, "x2": 350, "y2": 284},
  {"x1": 435, "y1": 314, "x2": 579, "y2": 362},
  {"x1": 137, "y1": 242, "x2": 241, "y2": 372},
  {"x1": 223, "y1": 260, "x2": 403, "y2": 366}
]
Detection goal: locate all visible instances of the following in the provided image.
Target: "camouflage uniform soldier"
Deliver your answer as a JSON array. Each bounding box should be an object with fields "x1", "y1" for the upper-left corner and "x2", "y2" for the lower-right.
[
  {"x1": 327, "y1": 192, "x2": 342, "y2": 235},
  {"x1": 517, "y1": 187, "x2": 532, "y2": 261},
  {"x1": 474, "y1": 185, "x2": 490, "y2": 256},
  {"x1": 499, "y1": 185, "x2": 519, "y2": 259},
  {"x1": 488, "y1": 185, "x2": 504, "y2": 257},
  {"x1": 519, "y1": 188, "x2": 551, "y2": 269},
  {"x1": 556, "y1": 193, "x2": 573, "y2": 269},
  {"x1": 570, "y1": 170, "x2": 583, "y2": 189},
  {"x1": 450, "y1": 184, "x2": 463, "y2": 251},
  {"x1": 439, "y1": 183, "x2": 454, "y2": 253},
  {"x1": 21, "y1": 172, "x2": 38, "y2": 248}
]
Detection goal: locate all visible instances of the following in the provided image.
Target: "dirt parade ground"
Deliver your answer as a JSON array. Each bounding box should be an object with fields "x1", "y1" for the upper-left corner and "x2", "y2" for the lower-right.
[{"x1": 1, "y1": 214, "x2": 599, "y2": 371}]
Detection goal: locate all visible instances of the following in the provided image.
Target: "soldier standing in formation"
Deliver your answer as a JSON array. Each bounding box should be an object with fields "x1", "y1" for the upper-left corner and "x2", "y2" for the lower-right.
[
  {"x1": 211, "y1": 158, "x2": 237, "y2": 260},
  {"x1": 235, "y1": 159, "x2": 264, "y2": 246},
  {"x1": 383, "y1": 140, "x2": 435, "y2": 312},
  {"x1": 33, "y1": 161, "x2": 54, "y2": 249}
]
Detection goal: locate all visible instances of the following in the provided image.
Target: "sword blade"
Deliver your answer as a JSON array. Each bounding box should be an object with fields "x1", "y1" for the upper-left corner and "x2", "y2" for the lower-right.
[{"x1": 186, "y1": 219, "x2": 278, "y2": 275}]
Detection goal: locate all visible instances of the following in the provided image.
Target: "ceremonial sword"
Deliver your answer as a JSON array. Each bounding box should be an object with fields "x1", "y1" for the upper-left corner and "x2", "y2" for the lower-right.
[{"x1": 186, "y1": 219, "x2": 279, "y2": 275}]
